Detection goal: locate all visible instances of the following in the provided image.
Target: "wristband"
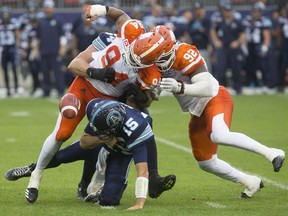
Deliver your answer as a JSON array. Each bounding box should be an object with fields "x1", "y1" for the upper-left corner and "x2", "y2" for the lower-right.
[
  {"x1": 90, "y1": 5, "x2": 108, "y2": 17},
  {"x1": 135, "y1": 177, "x2": 148, "y2": 199},
  {"x1": 177, "y1": 80, "x2": 185, "y2": 94}
]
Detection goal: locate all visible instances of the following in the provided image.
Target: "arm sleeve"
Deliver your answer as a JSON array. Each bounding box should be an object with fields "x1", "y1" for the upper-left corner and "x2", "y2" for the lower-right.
[{"x1": 183, "y1": 72, "x2": 219, "y2": 97}]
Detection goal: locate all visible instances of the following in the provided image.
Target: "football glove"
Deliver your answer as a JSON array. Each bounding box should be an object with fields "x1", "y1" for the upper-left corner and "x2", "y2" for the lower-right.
[
  {"x1": 86, "y1": 67, "x2": 115, "y2": 83},
  {"x1": 160, "y1": 78, "x2": 184, "y2": 94},
  {"x1": 120, "y1": 83, "x2": 148, "y2": 104}
]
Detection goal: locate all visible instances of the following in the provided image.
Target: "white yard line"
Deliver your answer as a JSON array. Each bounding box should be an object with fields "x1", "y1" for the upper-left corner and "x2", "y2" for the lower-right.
[
  {"x1": 205, "y1": 202, "x2": 226, "y2": 208},
  {"x1": 155, "y1": 136, "x2": 288, "y2": 191}
]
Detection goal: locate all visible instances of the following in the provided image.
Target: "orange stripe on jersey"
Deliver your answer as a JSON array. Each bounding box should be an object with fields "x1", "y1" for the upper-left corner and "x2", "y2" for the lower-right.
[
  {"x1": 137, "y1": 65, "x2": 161, "y2": 90},
  {"x1": 172, "y1": 43, "x2": 205, "y2": 76}
]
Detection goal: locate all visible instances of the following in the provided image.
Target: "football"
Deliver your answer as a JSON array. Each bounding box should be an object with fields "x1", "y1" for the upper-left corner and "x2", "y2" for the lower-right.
[{"x1": 59, "y1": 93, "x2": 81, "y2": 119}]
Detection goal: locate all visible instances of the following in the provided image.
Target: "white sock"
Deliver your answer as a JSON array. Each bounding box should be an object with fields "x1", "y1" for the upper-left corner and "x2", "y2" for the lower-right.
[
  {"x1": 198, "y1": 155, "x2": 244, "y2": 183},
  {"x1": 36, "y1": 132, "x2": 63, "y2": 170},
  {"x1": 28, "y1": 168, "x2": 43, "y2": 188},
  {"x1": 211, "y1": 113, "x2": 271, "y2": 160}
]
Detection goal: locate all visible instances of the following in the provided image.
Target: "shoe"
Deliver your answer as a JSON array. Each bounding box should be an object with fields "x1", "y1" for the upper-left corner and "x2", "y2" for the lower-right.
[
  {"x1": 84, "y1": 185, "x2": 103, "y2": 203},
  {"x1": 149, "y1": 174, "x2": 176, "y2": 199},
  {"x1": 25, "y1": 187, "x2": 38, "y2": 203},
  {"x1": 84, "y1": 193, "x2": 100, "y2": 203},
  {"x1": 273, "y1": 156, "x2": 285, "y2": 172},
  {"x1": 241, "y1": 176, "x2": 264, "y2": 198},
  {"x1": 5, "y1": 163, "x2": 36, "y2": 181},
  {"x1": 270, "y1": 148, "x2": 285, "y2": 172},
  {"x1": 77, "y1": 182, "x2": 88, "y2": 200}
]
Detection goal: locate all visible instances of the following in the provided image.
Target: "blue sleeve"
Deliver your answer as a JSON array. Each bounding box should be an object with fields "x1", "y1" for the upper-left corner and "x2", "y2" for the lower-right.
[
  {"x1": 92, "y1": 32, "x2": 116, "y2": 51},
  {"x1": 131, "y1": 139, "x2": 149, "y2": 164}
]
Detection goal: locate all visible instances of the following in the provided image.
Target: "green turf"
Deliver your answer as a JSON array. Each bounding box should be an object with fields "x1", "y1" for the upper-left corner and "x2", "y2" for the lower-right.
[{"x1": 1, "y1": 94, "x2": 288, "y2": 215}]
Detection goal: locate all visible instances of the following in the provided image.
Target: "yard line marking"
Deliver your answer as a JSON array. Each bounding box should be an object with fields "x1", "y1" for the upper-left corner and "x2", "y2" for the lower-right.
[
  {"x1": 205, "y1": 202, "x2": 226, "y2": 208},
  {"x1": 258, "y1": 176, "x2": 288, "y2": 190},
  {"x1": 155, "y1": 136, "x2": 288, "y2": 191},
  {"x1": 10, "y1": 111, "x2": 30, "y2": 116},
  {"x1": 155, "y1": 137, "x2": 191, "y2": 154}
]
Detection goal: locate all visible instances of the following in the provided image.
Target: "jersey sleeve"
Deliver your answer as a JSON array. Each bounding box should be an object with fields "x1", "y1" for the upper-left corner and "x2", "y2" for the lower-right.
[
  {"x1": 136, "y1": 65, "x2": 161, "y2": 90},
  {"x1": 92, "y1": 32, "x2": 116, "y2": 51},
  {"x1": 172, "y1": 43, "x2": 205, "y2": 76}
]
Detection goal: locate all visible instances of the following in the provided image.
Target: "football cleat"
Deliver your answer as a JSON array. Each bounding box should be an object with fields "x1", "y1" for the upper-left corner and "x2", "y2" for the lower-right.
[
  {"x1": 149, "y1": 174, "x2": 176, "y2": 199},
  {"x1": 84, "y1": 185, "x2": 103, "y2": 203},
  {"x1": 270, "y1": 149, "x2": 285, "y2": 172},
  {"x1": 241, "y1": 176, "x2": 264, "y2": 198},
  {"x1": 77, "y1": 181, "x2": 88, "y2": 200},
  {"x1": 272, "y1": 156, "x2": 285, "y2": 172},
  {"x1": 5, "y1": 163, "x2": 36, "y2": 181},
  {"x1": 25, "y1": 187, "x2": 38, "y2": 203}
]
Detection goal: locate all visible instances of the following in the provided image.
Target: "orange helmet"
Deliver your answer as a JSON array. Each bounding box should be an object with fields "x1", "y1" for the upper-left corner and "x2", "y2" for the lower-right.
[
  {"x1": 118, "y1": 19, "x2": 146, "y2": 45},
  {"x1": 124, "y1": 32, "x2": 165, "y2": 68},
  {"x1": 152, "y1": 25, "x2": 176, "y2": 72}
]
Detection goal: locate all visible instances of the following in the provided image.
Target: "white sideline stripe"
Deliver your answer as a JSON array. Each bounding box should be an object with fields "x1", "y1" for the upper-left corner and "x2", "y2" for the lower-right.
[
  {"x1": 155, "y1": 136, "x2": 288, "y2": 191},
  {"x1": 205, "y1": 202, "x2": 226, "y2": 208},
  {"x1": 155, "y1": 137, "x2": 192, "y2": 154},
  {"x1": 258, "y1": 176, "x2": 288, "y2": 190}
]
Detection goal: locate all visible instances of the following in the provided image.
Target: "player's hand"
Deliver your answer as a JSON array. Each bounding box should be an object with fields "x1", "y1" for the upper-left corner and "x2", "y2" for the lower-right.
[
  {"x1": 86, "y1": 67, "x2": 115, "y2": 83},
  {"x1": 123, "y1": 83, "x2": 148, "y2": 104},
  {"x1": 160, "y1": 78, "x2": 181, "y2": 94},
  {"x1": 105, "y1": 136, "x2": 117, "y2": 148},
  {"x1": 127, "y1": 205, "x2": 143, "y2": 210},
  {"x1": 86, "y1": 5, "x2": 107, "y2": 21},
  {"x1": 127, "y1": 197, "x2": 145, "y2": 210}
]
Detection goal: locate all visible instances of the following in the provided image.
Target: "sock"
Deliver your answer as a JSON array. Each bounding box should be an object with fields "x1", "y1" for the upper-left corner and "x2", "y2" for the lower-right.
[
  {"x1": 211, "y1": 113, "x2": 271, "y2": 159},
  {"x1": 198, "y1": 155, "x2": 244, "y2": 183}
]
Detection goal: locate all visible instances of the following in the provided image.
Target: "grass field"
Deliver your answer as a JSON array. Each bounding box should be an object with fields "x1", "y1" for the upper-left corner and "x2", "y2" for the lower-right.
[{"x1": 1, "y1": 94, "x2": 288, "y2": 216}]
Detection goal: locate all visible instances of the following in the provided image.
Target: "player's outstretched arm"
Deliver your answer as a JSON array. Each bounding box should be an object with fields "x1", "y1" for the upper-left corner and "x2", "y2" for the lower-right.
[
  {"x1": 127, "y1": 162, "x2": 149, "y2": 210},
  {"x1": 86, "y1": 4, "x2": 130, "y2": 31}
]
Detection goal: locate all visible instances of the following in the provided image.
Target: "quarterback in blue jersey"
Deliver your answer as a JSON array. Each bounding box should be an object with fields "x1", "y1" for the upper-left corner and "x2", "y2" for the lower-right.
[{"x1": 81, "y1": 98, "x2": 153, "y2": 210}]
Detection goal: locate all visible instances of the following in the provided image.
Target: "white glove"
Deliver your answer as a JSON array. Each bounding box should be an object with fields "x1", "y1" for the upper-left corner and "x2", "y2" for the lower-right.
[
  {"x1": 86, "y1": 4, "x2": 107, "y2": 20},
  {"x1": 160, "y1": 78, "x2": 182, "y2": 94}
]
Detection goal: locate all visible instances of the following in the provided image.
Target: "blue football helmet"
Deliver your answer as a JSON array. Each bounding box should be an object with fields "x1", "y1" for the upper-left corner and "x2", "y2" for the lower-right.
[{"x1": 87, "y1": 99, "x2": 126, "y2": 137}]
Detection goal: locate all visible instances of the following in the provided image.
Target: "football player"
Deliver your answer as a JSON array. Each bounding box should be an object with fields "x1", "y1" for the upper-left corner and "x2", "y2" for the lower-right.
[
  {"x1": 154, "y1": 25, "x2": 285, "y2": 198},
  {"x1": 24, "y1": 5, "x2": 171, "y2": 203},
  {"x1": 0, "y1": 6, "x2": 21, "y2": 97}
]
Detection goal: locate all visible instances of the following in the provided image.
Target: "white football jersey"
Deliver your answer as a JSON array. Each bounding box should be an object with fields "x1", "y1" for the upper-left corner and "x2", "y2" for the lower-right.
[{"x1": 88, "y1": 36, "x2": 138, "y2": 97}]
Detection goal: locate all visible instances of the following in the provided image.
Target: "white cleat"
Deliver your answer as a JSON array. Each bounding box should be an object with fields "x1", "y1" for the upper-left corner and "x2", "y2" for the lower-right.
[{"x1": 241, "y1": 176, "x2": 264, "y2": 198}]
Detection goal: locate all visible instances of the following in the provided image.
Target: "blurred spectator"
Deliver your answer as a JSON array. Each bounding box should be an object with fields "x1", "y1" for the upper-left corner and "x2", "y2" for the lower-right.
[
  {"x1": 35, "y1": 0, "x2": 66, "y2": 97},
  {"x1": 279, "y1": 4, "x2": 288, "y2": 90},
  {"x1": 186, "y1": 2, "x2": 212, "y2": 71},
  {"x1": 269, "y1": 9, "x2": 282, "y2": 92},
  {"x1": 173, "y1": 9, "x2": 193, "y2": 43},
  {"x1": 130, "y1": 4, "x2": 144, "y2": 20},
  {"x1": 143, "y1": 4, "x2": 166, "y2": 30},
  {"x1": 242, "y1": 1, "x2": 274, "y2": 94},
  {"x1": 18, "y1": 0, "x2": 44, "y2": 97},
  {"x1": 210, "y1": 3, "x2": 246, "y2": 95},
  {"x1": 0, "y1": 6, "x2": 21, "y2": 97}
]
